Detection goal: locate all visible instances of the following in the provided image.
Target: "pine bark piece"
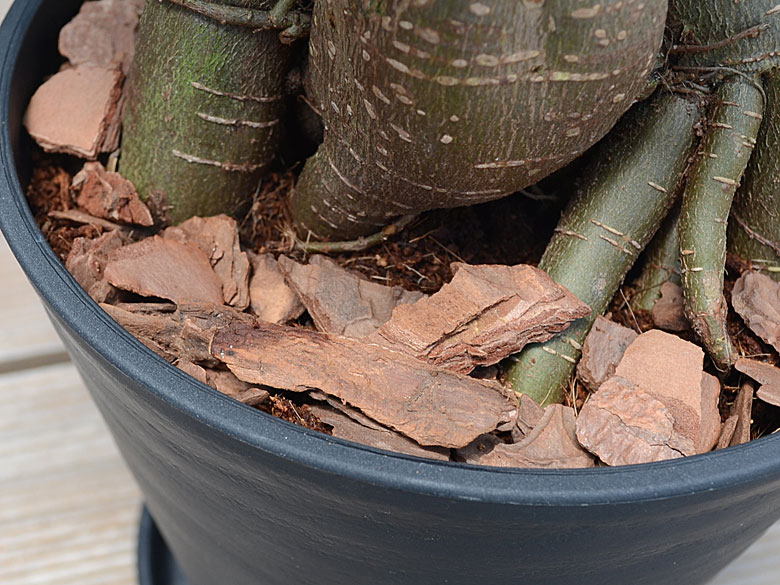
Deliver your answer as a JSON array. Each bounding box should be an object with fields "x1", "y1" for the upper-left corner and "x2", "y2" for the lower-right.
[
  {"x1": 58, "y1": 0, "x2": 142, "y2": 74},
  {"x1": 652, "y1": 282, "x2": 689, "y2": 332},
  {"x1": 164, "y1": 215, "x2": 250, "y2": 309},
  {"x1": 370, "y1": 263, "x2": 590, "y2": 375},
  {"x1": 576, "y1": 316, "x2": 638, "y2": 393},
  {"x1": 729, "y1": 381, "x2": 755, "y2": 447},
  {"x1": 454, "y1": 434, "x2": 502, "y2": 465},
  {"x1": 292, "y1": 0, "x2": 667, "y2": 239},
  {"x1": 476, "y1": 405, "x2": 595, "y2": 469},
  {"x1": 66, "y1": 230, "x2": 129, "y2": 303},
  {"x1": 309, "y1": 404, "x2": 450, "y2": 461},
  {"x1": 248, "y1": 253, "x2": 304, "y2": 324},
  {"x1": 732, "y1": 272, "x2": 780, "y2": 353},
  {"x1": 506, "y1": 92, "x2": 702, "y2": 406},
  {"x1": 72, "y1": 162, "x2": 153, "y2": 227},
  {"x1": 513, "y1": 394, "x2": 546, "y2": 441},
  {"x1": 717, "y1": 415, "x2": 739, "y2": 450},
  {"x1": 24, "y1": 65, "x2": 124, "y2": 159},
  {"x1": 614, "y1": 329, "x2": 705, "y2": 455},
  {"x1": 576, "y1": 376, "x2": 685, "y2": 466},
  {"x1": 120, "y1": 0, "x2": 293, "y2": 223},
  {"x1": 679, "y1": 76, "x2": 764, "y2": 370},
  {"x1": 104, "y1": 236, "x2": 224, "y2": 305},
  {"x1": 699, "y1": 373, "x2": 722, "y2": 454},
  {"x1": 176, "y1": 359, "x2": 269, "y2": 406},
  {"x1": 103, "y1": 301, "x2": 251, "y2": 364},
  {"x1": 211, "y1": 321, "x2": 518, "y2": 448},
  {"x1": 278, "y1": 255, "x2": 424, "y2": 338},
  {"x1": 735, "y1": 358, "x2": 780, "y2": 408}
]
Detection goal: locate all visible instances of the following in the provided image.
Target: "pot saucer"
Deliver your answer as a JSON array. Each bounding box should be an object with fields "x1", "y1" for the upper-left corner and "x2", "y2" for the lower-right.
[{"x1": 138, "y1": 506, "x2": 191, "y2": 585}]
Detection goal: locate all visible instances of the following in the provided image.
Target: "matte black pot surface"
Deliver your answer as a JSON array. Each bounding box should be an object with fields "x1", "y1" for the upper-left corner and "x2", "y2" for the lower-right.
[{"x1": 2, "y1": 2, "x2": 780, "y2": 584}]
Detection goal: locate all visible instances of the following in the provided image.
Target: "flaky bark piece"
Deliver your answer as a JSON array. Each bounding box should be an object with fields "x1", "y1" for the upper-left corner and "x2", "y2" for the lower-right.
[
  {"x1": 614, "y1": 330, "x2": 705, "y2": 455},
  {"x1": 66, "y1": 230, "x2": 129, "y2": 303},
  {"x1": 576, "y1": 376, "x2": 684, "y2": 466},
  {"x1": 371, "y1": 263, "x2": 590, "y2": 374},
  {"x1": 576, "y1": 316, "x2": 637, "y2": 393},
  {"x1": 211, "y1": 321, "x2": 518, "y2": 449},
  {"x1": 309, "y1": 404, "x2": 450, "y2": 461},
  {"x1": 735, "y1": 358, "x2": 780, "y2": 408},
  {"x1": 104, "y1": 236, "x2": 224, "y2": 305},
  {"x1": 732, "y1": 272, "x2": 780, "y2": 354},
  {"x1": 248, "y1": 253, "x2": 304, "y2": 324},
  {"x1": 24, "y1": 65, "x2": 123, "y2": 159},
  {"x1": 278, "y1": 255, "x2": 424, "y2": 338},
  {"x1": 103, "y1": 301, "x2": 251, "y2": 365},
  {"x1": 58, "y1": 0, "x2": 141, "y2": 74},
  {"x1": 476, "y1": 405, "x2": 595, "y2": 469},
  {"x1": 72, "y1": 162, "x2": 153, "y2": 227},
  {"x1": 164, "y1": 216, "x2": 250, "y2": 310}
]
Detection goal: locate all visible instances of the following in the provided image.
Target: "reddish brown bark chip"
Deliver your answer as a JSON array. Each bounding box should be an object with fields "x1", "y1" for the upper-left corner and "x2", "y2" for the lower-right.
[
  {"x1": 58, "y1": 0, "x2": 141, "y2": 74},
  {"x1": 277, "y1": 255, "x2": 424, "y2": 338},
  {"x1": 652, "y1": 282, "x2": 689, "y2": 332},
  {"x1": 698, "y1": 373, "x2": 722, "y2": 454},
  {"x1": 513, "y1": 394, "x2": 546, "y2": 441},
  {"x1": 370, "y1": 263, "x2": 590, "y2": 374},
  {"x1": 102, "y1": 301, "x2": 251, "y2": 365},
  {"x1": 24, "y1": 65, "x2": 123, "y2": 159},
  {"x1": 576, "y1": 316, "x2": 638, "y2": 393},
  {"x1": 614, "y1": 330, "x2": 705, "y2": 456},
  {"x1": 575, "y1": 376, "x2": 684, "y2": 466},
  {"x1": 717, "y1": 415, "x2": 739, "y2": 450},
  {"x1": 103, "y1": 236, "x2": 224, "y2": 305},
  {"x1": 176, "y1": 360, "x2": 208, "y2": 384},
  {"x1": 728, "y1": 381, "x2": 755, "y2": 447},
  {"x1": 735, "y1": 358, "x2": 780, "y2": 408},
  {"x1": 72, "y1": 162, "x2": 153, "y2": 227},
  {"x1": 248, "y1": 254, "x2": 304, "y2": 324},
  {"x1": 732, "y1": 272, "x2": 780, "y2": 354},
  {"x1": 66, "y1": 230, "x2": 129, "y2": 302},
  {"x1": 309, "y1": 404, "x2": 450, "y2": 461},
  {"x1": 164, "y1": 216, "x2": 250, "y2": 309},
  {"x1": 475, "y1": 405, "x2": 594, "y2": 469},
  {"x1": 211, "y1": 321, "x2": 518, "y2": 448}
]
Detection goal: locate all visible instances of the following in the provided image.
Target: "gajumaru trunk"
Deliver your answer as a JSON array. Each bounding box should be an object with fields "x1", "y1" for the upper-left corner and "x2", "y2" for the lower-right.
[
  {"x1": 120, "y1": 0, "x2": 299, "y2": 224},
  {"x1": 291, "y1": 0, "x2": 667, "y2": 240}
]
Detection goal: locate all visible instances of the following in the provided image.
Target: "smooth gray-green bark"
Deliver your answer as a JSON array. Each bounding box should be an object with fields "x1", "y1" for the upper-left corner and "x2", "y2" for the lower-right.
[
  {"x1": 679, "y1": 76, "x2": 764, "y2": 370},
  {"x1": 728, "y1": 73, "x2": 780, "y2": 278},
  {"x1": 669, "y1": 0, "x2": 780, "y2": 73},
  {"x1": 506, "y1": 92, "x2": 701, "y2": 406},
  {"x1": 630, "y1": 204, "x2": 681, "y2": 312},
  {"x1": 292, "y1": 0, "x2": 668, "y2": 240},
  {"x1": 121, "y1": 0, "x2": 293, "y2": 223}
]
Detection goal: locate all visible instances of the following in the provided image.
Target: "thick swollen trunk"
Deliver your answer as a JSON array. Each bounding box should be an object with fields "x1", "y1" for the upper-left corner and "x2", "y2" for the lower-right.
[
  {"x1": 505, "y1": 92, "x2": 701, "y2": 406},
  {"x1": 728, "y1": 73, "x2": 780, "y2": 278},
  {"x1": 679, "y1": 76, "x2": 764, "y2": 370},
  {"x1": 668, "y1": 1, "x2": 780, "y2": 72},
  {"x1": 630, "y1": 204, "x2": 681, "y2": 312},
  {"x1": 291, "y1": 0, "x2": 667, "y2": 240},
  {"x1": 120, "y1": 0, "x2": 294, "y2": 224}
]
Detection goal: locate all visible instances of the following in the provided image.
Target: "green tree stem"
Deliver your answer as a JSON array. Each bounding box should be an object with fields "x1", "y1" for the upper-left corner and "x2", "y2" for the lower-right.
[
  {"x1": 728, "y1": 73, "x2": 780, "y2": 278},
  {"x1": 679, "y1": 76, "x2": 764, "y2": 371},
  {"x1": 505, "y1": 92, "x2": 701, "y2": 406},
  {"x1": 630, "y1": 203, "x2": 681, "y2": 312},
  {"x1": 120, "y1": 0, "x2": 293, "y2": 224}
]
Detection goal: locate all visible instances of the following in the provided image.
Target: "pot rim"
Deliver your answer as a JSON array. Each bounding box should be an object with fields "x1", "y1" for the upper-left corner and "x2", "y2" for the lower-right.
[{"x1": 3, "y1": 0, "x2": 780, "y2": 508}]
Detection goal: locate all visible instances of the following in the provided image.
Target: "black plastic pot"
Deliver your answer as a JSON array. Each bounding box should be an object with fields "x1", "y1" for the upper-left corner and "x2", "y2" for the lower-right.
[{"x1": 3, "y1": 2, "x2": 780, "y2": 584}]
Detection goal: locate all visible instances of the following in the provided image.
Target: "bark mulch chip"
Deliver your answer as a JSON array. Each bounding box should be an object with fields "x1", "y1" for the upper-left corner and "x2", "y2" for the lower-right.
[
  {"x1": 248, "y1": 253, "x2": 305, "y2": 324},
  {"x1": 735, "y1": 358, "x2": 780, "y2": 409},
  {"x1": 732, "y1": 272, "x2": 780, "y2": 354},
  {"x1": 370, "y1": 263, "x2": 590, "y2": 374},
  {"x1": 577, "y1": 315, "x2": 637, "y2": 393},
  {"x1": 72, "y1": 161, "x2": 153, "y2": 227},
  {"x1": 24, "y1": 65, "x2": 123, "y2": 159}
]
